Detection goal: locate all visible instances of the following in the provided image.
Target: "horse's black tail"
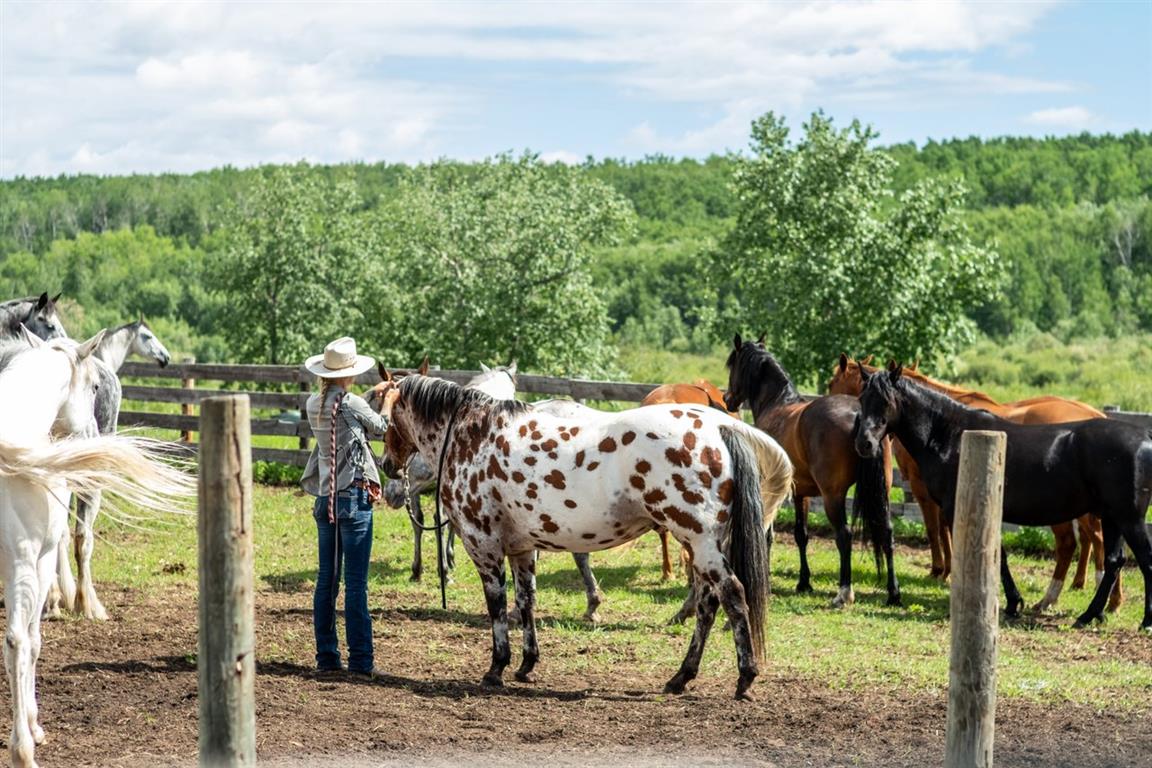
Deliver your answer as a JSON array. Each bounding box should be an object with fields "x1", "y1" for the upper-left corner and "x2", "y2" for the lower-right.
[
  {"x1": 719, "y1": 423, "x2": 791, "y2": 664},
  {"x1": 852, "y1": 451, "x2": 889, "y2": 579}
]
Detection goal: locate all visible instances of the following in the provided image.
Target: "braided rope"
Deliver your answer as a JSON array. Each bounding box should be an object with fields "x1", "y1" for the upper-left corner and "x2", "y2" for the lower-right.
[{"x1": 328, "y1": 390, "x2": 346, "y2": 524}]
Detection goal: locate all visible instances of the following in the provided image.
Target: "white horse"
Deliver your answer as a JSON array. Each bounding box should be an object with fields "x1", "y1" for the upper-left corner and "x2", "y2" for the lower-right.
[
  {"x1": 0, "y1": 330, "x2": 192, "y2": 767},
  {"x1": 95, "y1": 317, "x2": 172, "y2": 370}
]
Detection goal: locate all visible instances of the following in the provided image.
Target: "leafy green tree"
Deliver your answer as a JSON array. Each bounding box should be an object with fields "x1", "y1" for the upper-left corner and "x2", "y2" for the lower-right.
[
  {"x1": 718, "y1": 112, "x2": 1002, "y2": 385},
  {"x1": 366, "y1": 155, "x2": 635, "y2": 375},
  {"x1": 208, "y1": 165, "x2": 374, "y2": 364}
]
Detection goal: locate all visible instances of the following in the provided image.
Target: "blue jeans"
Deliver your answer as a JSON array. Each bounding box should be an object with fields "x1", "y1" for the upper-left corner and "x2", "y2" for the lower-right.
[{"x1": 313, "y1": 488, "x2": 374, "y2": 673}]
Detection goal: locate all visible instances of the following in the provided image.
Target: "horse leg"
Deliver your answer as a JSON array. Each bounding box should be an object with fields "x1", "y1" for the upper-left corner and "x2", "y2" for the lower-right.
[
  {"x1": 74, "y1": 491, "x2": 107, "y2": 620},
  {"x1": 716, "y1": 574, "x2": 761, "y2": 700},
  {"x1": 478, "y1": 560, "x2": 511, "y2": 686},
  {"x1": 880, "y1": 510, "x2": 900, "y2": 607},
  {"x1": 1072, "y1": 515, "x2": 1094, "y2": 589},
  {"x1": 664, "y1": 582, "x2": 718, "y2": 696},
  {"x1": 918, "y1": 489, "x2": 946, "y2": 580},
  {"x1": 1000, "y1": 546, "x2": 1025, "y2": 618},
  {"x1": 408, "y1": 493, "x2": 423, "y2": 582},
  {"x1": 1075, "y1": 519, "x2": 1125, "y2": 628},
  {"x1": 444, "y1": 524, "x2": 456, "y2": 574},
  {"x1": 1100, "y1": 513, "x2": 1124, "y2": 612},
  {"x1": 940, "y1": 511, "x2": 954, "y2": 581},
  {"x1": 794, "y1": 494, "x2": 813, "y2": 594},
  {"x1": 510, "y1": 552, "x2": 540, "y2": 682},
  {"x1": 1115, "y1": 521, "x2": 1152, "y2": 632},
  {"x1": 1034, "y1": 523, "x2": 1076, "y2": 613},
  {"x1": 4, "y1": 559, "x2": 40, "y2": 768},
  {"x1": 827, "y1": 496, "x2": 854, "y2": 608},
  {"x1": 574, "y1": 552, "x2": 603, "y2": 623},
  {"x1": 655, "y1": 528, "x2": 671, "y2": 581}
]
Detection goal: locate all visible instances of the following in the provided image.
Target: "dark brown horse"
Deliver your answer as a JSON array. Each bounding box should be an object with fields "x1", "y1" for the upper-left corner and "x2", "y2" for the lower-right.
[
  {"x1": 855, "y1": 363, "x2": 1152, "y2": 631},
  {"x1": 725, "y1": 336, "x2": 898, "y2": 607},
  {"x1": 829, "y1": 355, "x2": 1121, "y2": 613},
  {"x1": 640, "y1": 379, "x2": 740, "y2": 583}
]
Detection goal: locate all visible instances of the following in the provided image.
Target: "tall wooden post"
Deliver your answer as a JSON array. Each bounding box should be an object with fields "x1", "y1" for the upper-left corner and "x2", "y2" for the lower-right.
[
  {"x1": 945, "y1": 430, "x2": 1006, "y2": 768},
  {"x1": 198, "y1": 396, "x2": 256, "y2": 767},
  {"x1": 181, "y1": 356, "x2": 197, "y2": 443}
]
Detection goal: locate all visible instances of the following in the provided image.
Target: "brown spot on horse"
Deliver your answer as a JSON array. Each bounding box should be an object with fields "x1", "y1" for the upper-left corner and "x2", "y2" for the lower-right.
[
  {"x1": 587, "y1": 461, "x2": 600, "y2": 471},
  {"x1": 543, "y1": 469, "x2": 567, "y2": 490},
  {"x1": 622, "y1": 431, "x2": 636, "y2": 445},
  {"x1": 630, "y1": 475, "x2": 645, "y2": 490},
  {"x1": 487, "y1": 455, "x2": 508, "y2": 481},
  {"x1": 599, "y1": 436, "x2": 617, "y2": 453},
  {"x1": 682, "y1": 489, "x2": 704, "y2": 505},
  {"x1": 643, "y1": 488, "x2": 667, "y2": 505},
  {"x1": 541, "y1": 438, "x2": 558, "y2": 452},
  {"x1": 511, "y1": 470, "x2": 526, "y2": 484},
  {"x1": 662, "y1": 505, "x2": 703, "y2": 533},
  {"x1": 636, "y1": 459, "x2": 652, "y2": 474},
  {"x1": 564, "y1": 499, "x2": 578, "y2": 509},
  {"x1": 665, "y1": 446, "x2": 692, "y2": 467},
  {"x1": 700, "y1": 446, "x2": 723, "y2": 477},
  {"x1": 683, "y1": 431, "x2": 697, "y2": 450},
  {"x1": 575, "y1": 450, "x2": 585, "y2": 468},
  {"x1": 717, "y1": 478, "x2": 735, "y2": 504}
]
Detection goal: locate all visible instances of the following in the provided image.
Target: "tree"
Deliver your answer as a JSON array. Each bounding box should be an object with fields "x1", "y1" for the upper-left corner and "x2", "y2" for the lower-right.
[
  {"x1": 365, "y1": 155, "x2": 635, "y2": 375},
  {"x1": 208, "y1": 165, "x2": 374, "y2": 364},
  {"x1": 718, "y1": 112, "x2": 1001, "y2": 386}
]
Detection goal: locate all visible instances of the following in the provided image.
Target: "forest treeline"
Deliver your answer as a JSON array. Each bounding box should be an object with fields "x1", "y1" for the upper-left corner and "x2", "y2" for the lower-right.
[{"x1": 1, "y1": 129, "x2": 1150, "y2": 378}]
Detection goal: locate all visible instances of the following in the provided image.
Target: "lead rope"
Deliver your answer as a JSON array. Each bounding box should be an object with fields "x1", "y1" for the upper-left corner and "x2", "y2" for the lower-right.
[
  {"x1": 432, "y1": 402, "x2": 465, "y2": 610},
  {"x1": 328, "y1": 390, "x2": 347, "y2": 634}
]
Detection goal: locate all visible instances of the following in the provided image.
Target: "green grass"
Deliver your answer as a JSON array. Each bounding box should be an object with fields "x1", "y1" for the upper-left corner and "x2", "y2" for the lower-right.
[{"x1": 92, "y1": 485, "x2": 1152, "y2": 713}]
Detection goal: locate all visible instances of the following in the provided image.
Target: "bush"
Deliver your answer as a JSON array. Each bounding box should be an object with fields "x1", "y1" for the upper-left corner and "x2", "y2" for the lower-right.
[{"x1": 253, "y1": 461, "x2": 303, "y2": 487}]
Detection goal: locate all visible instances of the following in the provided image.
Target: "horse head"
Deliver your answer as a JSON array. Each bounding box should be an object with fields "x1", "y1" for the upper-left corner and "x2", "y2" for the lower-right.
[
  {"x1": 12, "y1": 327, "x2": 106, "y2": 438},
  {"x1": 724, "y1": 333, "x2": 797, "y2": 413},
  {"x1": 9, "y1": 292, "x2": 67, "y2": 342},
  {"x1": 855, "y1": 360, "x2": 902, "y2": 459},
  {"x1": 129, "y1": 318, "x2": 171, "y2": 368}
]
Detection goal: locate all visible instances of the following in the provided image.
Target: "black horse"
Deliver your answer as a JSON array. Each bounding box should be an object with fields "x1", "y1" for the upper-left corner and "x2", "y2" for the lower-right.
[
  {"x1": 854, "y1": 362, "x2": 1152, "y2": 631},
  {"x1": 724, "y1": 337, "x2": 898, "y2": 607}
]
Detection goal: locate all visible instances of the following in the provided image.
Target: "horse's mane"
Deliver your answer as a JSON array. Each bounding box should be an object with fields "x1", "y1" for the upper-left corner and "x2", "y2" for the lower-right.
[
  {"x1": 869, "y1": 370, "x2": 998, "y2": 438},
  {"x1": 725, "y1": 343, "x2": 801, "y2": 409},
  {"x1": 400, "y1": 375, "x2": 529, "y2": 424},
  {"x1": 853, "y1": 359, "x2": 999, "y2": 406}
]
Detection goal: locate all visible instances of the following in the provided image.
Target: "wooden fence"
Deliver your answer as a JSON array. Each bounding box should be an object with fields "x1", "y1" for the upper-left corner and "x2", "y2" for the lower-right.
[{"x1": 117, "y1": 361, "x2": 1152, "y2": 531}]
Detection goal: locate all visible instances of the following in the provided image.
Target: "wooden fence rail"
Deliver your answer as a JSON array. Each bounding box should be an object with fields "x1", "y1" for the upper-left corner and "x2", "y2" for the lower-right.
[{"x1": 116, "y1": 361, "x2": 1152, "y2": 534}]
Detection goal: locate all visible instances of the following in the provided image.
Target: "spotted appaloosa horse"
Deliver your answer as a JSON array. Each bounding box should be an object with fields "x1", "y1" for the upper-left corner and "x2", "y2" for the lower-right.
[
  {"x1": 379, "y1": 374, "x2": 792, "y2": 698},
  {"x1": 830, "y1": 354, "x2": 1119, "y2": 613},
  {"x1": 640, "y1": 379, "x2": 739, "y2": 583}
]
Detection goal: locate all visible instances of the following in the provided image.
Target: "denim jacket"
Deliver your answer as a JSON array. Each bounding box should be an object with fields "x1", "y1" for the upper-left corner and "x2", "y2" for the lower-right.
[{"x1": 300, "y1": 386, "x2": 390, "y2": 497}]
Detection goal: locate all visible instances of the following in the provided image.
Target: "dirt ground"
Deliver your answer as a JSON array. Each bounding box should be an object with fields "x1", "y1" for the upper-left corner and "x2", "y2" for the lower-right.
[{"x1": 12, "y1": 581, "x2": 1147, "y2": 768}]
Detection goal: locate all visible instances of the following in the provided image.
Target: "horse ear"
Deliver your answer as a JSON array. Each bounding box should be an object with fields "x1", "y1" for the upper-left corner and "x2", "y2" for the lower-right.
[
  {"x1": 911, "y1": 359, "x2": 920, "y2": 371},
  {"x1": 75, "y1": 329, "x2": 107, "y2": 361},
  {"x1": 859, "y1": 366, "x2": 871, "y2": 385},
  {"x1": 19, "y1": 324, "x2": 44, "y2": 348},
  {"x1": 508, "y1": 360, "x2": 517, "y2": 376},
  {"x1": 36, "y1": 292, "x2": 49, "y2": 311},
  {"x1": 838, "y1": 352, "x2": 849, "y2": 373},
  {"x1": 888, "y1": 359, "x2": 902, "y2": 382},
  {"x1": 480, "y1": 363, "x2": 490, "y2": 373},
  {"x1": 862, "y1": 354, "x2": 874, "y2": 366},
  {"x1": 757, "y1": 331, "x2": 767, "y2": 345},
  {"x1": 733, "y1": 333, "x2": 742, "y2": 350},
  {"x1": 51, "y1": 292, "x2": 62, "y2": 304},
  {"x1": 418, "y1": 355, "x2": 429, "y2": 376},
  {"x1": 377, "y1": 361, "x2": 391, "y2": 382}
]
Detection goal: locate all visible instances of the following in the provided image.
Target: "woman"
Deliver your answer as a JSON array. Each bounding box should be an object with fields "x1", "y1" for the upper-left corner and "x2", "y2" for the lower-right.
[{"x1": 301, "y1": 337, "x2": 390, "y2": 677}]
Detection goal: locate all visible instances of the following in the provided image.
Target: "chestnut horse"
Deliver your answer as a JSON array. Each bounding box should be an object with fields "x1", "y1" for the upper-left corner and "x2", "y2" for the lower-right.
[
  {"x1": 640, "y1": 379, "x2": 740, "y2": 583},
  {"x1": 725, "y1": 336, "x2": 899, "y2": 608},
  {"x1": 829, "y1": 355, "x2": 1120, "y2": 612}
]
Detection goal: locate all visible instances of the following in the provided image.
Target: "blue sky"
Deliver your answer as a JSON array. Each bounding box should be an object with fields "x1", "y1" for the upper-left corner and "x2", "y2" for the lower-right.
[{"x1": 1, "y1": 1, "x2": 1149, "y2": 177}]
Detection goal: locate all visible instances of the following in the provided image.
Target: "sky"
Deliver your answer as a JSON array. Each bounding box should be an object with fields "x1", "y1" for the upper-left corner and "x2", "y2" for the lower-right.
[{"x1": 1, "y1": 1, "x2": 1150, "y2": 178}]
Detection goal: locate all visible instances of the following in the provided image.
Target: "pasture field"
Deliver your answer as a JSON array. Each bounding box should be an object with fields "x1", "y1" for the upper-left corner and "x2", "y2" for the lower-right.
[{"x1": 22, "y1": 486, "x2": 1152, "y2": 767}]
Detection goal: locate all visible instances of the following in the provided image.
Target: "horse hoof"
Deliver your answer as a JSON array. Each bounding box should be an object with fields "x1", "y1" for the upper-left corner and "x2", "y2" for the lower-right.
[
  {"x1": 514, "y1": 670, "x2": 536, "y2": 683},
  {"x1": 1141, "y1": 623, "x2": 1152, "y2": 635},
  {"x1": 735, "y1": 674, "x2": 756, "y2": 701},
  {"x1": 795, "y1": 582, "x2": 813, "y2": 594},
  {"x1": 734, "y1": 688, "x2": 754, "y2": 702},
  {"x1": 1031, "y1": 600, "x2": 1053, "y2": 614},
  {"x1": 408, "y1": 573, "x2": 421, "y2": 583},
  {"x1": 886, "y1": 595, "x2": 902, "y2": 608},
  {"x1": 663, "y1": 678, "x2": 687, "y2": 695},
  {"x1": 32, "y1": 723, "x2": 45, "y2": 744},
  {"x1": 481, "y1": 673, "x2": 504, "y2": 688},
  {"x1": 583, "y1": 611, "x2": 601, "y2": 624},
  {"x1": 666, "y1": 611, "x2": 690, "y2": 626}
]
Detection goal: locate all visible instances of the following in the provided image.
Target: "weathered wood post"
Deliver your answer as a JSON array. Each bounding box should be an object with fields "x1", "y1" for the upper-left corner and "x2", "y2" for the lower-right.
[
  {"x1": 945, "y1": 430, "x2": 1006, "y2": 768},
  {"x1": 181, "y1": 356, "x2": 197, "y2": 443},
  {"x1": 198, "y1": 395, "x2": 256, "y2": 766}
]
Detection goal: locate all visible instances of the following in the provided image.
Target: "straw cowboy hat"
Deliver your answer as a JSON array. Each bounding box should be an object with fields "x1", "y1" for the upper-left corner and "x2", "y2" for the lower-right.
[{"x1": 304, "y1": 337, "x2": 376, "y2": 379}]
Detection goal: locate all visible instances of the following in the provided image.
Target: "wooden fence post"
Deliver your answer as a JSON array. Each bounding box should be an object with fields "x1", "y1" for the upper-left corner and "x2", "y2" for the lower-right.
[
  {"x1": 181, "y1": 356, "x2": 197, "y2": 443},
  {"x1": 945, "y1": 430, "x2": 1006, "y2": 768},
  {"x1": 198, "y1": 396, "x2": 256, "y2": 767}
]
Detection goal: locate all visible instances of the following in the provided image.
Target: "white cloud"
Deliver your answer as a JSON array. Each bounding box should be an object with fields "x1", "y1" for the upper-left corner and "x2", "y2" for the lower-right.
[
  {"x1": 0, "y1": 1, "x2": 1073, "y2": 176},
  {"x1": 1024, "y1": 106, "x2": 1098, "y2": 130},
  {"x1": 539, "y1": 150, "x2": 583, "y2": 165}
]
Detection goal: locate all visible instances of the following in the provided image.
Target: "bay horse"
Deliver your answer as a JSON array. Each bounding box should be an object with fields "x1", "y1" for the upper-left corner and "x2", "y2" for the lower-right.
[
  {"x1": 0, "y1": 330, "x2": 193, "y2": 767},
  {"x1": 641, "y1": 379, "x2": 740, "y2": 583},
  {"x1": 830, "y1": 355, "x2": 1117, "y2": 612},
  {"x1": 725, "y1": 336, "x2": 898, "y2": 607},
  {"x1": 379, "y1": 374, "x2": 792, "y2": 698},
  {"x1": 854, "y1": 363, "x2": 1152, "y2": 631}
]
